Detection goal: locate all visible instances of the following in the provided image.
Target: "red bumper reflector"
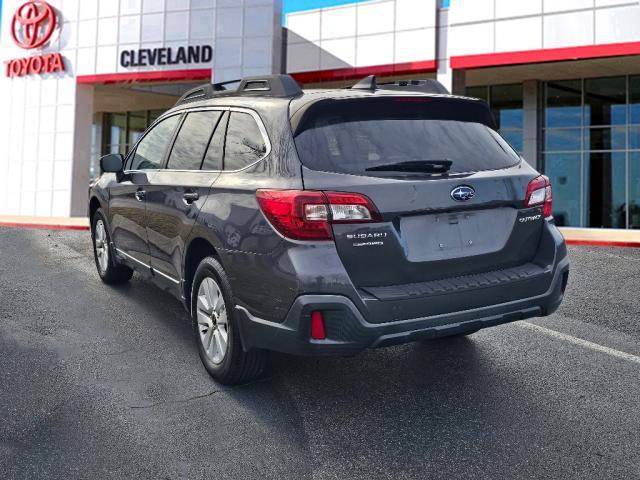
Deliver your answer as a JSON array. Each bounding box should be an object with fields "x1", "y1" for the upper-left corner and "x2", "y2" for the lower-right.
[{"x1": 311, "y1": 311, "x2": 326, "y2": 340}]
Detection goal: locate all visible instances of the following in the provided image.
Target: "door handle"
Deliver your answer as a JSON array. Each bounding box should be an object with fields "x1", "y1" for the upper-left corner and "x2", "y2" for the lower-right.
[
  {"x1": 135, "y1": 190, "x2": 146, "y2": 201},
  {"x1": 183, "y1": 191, "x2": 199, "y2": 204}
]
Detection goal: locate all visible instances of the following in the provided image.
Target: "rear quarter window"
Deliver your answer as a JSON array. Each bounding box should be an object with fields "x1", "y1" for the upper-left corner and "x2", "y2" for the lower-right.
[{"x1": 224, "y1": 112, "x2": 267, "y2": 171}]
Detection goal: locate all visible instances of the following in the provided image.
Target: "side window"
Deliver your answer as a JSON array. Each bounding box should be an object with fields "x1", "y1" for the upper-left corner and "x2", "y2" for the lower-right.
[
  {"x1": 202, "y1": 111, "x2": 228, "y2": 171},
  {"x1": 166, "y1": 111, "x2": 223, "y2": 170},
  {"x1": 224, "y1": 112, "x2": 267, "y2": 171},
  {"x1": 129, "y1": 115, "x2": 181, "y2": 170}
]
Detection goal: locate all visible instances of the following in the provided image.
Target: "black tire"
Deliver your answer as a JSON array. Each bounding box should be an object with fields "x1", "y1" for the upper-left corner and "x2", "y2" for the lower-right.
[
  {"x1": 191, "y1": 257, "x2": 268, "y2": 385},
  {"x1": 91, "y1": 209, "x2": 133, "y2": 285}
]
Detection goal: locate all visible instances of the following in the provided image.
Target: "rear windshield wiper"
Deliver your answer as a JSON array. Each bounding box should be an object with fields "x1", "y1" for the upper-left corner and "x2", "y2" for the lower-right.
[{"x1": 365, "y1": 160, "x2": 453, "y2": 173}]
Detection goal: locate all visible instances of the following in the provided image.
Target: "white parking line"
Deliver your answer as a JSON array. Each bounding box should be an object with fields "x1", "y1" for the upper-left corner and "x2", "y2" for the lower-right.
[{"x1": 519, "y1": 322, "x2": 640, "y2": 365}]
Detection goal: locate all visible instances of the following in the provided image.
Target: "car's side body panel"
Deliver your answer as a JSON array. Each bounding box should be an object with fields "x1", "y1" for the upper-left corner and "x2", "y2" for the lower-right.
[
  {"x1": 185, "y1": 158, "x2": 303, "y2": 320},
  {"x1": 108, "y1": 172, "x2": 151, "y2": 267},
  {"x1": 145, "y1": 170, "x2": 219, "y2": 287}
]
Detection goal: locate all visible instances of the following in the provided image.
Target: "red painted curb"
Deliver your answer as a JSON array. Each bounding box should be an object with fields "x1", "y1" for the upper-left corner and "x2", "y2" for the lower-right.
[
  {"x1": 565, "y1": 239, "x2": 640, "y2": 248},
  {"x1": 0, "y1": 222, "x2": 89, "y2": 231}
]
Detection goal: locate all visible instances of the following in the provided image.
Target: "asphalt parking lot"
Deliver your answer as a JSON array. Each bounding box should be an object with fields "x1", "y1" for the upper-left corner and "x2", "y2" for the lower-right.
[{"x1": 1, "y1": 227, "x2": 639, "y2": 480}]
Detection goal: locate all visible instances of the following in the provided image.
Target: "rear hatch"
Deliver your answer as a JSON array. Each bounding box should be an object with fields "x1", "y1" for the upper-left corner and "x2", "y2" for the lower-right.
[{"x1": 291, "y1": 96, "x2": 546, "y2": 288}]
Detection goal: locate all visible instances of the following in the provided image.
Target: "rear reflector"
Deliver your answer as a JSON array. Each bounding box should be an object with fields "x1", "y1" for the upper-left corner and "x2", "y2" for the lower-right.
[
  {"x1": 310, "y1": 311, "x2": 326, "y2": 340},
  {"x1": 256, "y1": 189, "x2": 381, "y2": 241},
  {"x1": 525, "y1": 175, "x2": 552, "y2": 218}
]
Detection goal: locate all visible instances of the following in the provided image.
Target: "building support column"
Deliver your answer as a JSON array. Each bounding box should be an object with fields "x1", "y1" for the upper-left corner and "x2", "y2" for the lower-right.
[
  {"x1": 522, "y1": 80, "x2": 540, "y2": 169},
  {"x1": 436, "y1": 7, "x2": 465, "y2": 95},
  {"x1": 437, "y1": 67, "x2": 466, "y2": 95},
  {"x1": 70, "y1": 84, "x2": 94, "y2": 217},
  {"x1": 450, "y1": 69, "x2": 467, "y2": 96}
]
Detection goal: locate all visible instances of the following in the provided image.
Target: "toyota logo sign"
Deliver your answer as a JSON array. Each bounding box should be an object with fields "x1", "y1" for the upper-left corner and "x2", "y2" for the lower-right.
[
  {"x1": 5, "y1": 0, "x2": 65, "y2": 78},
  {"x1": 11, "y1": 1, "x2": 57, "y2": 50}
]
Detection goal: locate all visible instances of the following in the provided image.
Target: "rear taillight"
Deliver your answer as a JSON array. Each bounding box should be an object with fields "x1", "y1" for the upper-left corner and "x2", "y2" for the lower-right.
[
  {"x1": 256, "y1": 189, "x2": 381, "y2": 241},
  {"x1": 525, "y1": 175, "x2": 552, "y2": 218}
]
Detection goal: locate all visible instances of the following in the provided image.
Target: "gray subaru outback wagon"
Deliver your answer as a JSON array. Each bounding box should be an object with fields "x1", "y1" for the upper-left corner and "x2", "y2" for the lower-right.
[{"x1": 89, "y1": 74, "x2": 569, "y2": 385}]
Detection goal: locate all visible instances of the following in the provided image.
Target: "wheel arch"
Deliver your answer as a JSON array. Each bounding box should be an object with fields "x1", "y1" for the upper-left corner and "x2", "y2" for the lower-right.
[
  {"x1": 89, "y1": 196, "x2": 102, "y2": 225},
  {"x1": 183, "y1": 237, "x2": 220, "y2": 311}
]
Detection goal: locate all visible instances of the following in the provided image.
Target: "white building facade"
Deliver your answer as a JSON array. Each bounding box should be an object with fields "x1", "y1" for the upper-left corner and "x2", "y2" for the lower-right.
[
  {"x1": 2, "y1": 0, "x2": 640, "y2": 229},
  {"x1": 0, "y1": 0, "x2": 282, "y2": 217}
]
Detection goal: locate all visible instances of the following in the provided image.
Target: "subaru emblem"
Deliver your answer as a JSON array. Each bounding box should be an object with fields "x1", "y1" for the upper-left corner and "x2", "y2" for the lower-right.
[{"x1": 450, "y1": 185, "x2": 475, "y2": 202}]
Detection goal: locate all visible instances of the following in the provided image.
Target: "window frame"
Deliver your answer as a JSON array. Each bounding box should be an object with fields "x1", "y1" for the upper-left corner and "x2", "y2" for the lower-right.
[
  {"x1": 201, "y1": 111, "x2": 229, "y2": 172},
  {"x1": 164, "y1": 110, "x2": 225, "y2": 172},
  {"x1": 124, "y1": 106, "x2": 271, "y2": 174},
  {"x1": 123, "y1": 112, "x2": 184, "y2": 173},
  {"x1": 222, "y1": 110, "x2": 270, "y2": 172}
]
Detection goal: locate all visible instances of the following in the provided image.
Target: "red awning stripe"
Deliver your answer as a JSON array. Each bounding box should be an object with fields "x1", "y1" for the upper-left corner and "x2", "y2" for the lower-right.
[
  {"x1": 290, "y1": 60, "x2": 437, "y2": 84},
  {"x1": 450, "y1": 41, "x2": 640, "y2": 70},
  {"x1": 76, "y1": 69, "x2": 212, "y2": 84}
]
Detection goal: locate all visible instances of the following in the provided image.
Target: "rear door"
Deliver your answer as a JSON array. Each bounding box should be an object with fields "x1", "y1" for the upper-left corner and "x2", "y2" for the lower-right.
[
  {"x1": 145, "y1": 109, "x2": 227, "y2": 285},
  {"x1": 109, "y1": 114, "x2": 181, "y2": 268},
  {"x1": 205, "y1": 108, "x2": 271, "y2": 252},
  {"x1": 293, "y1": 97, "x2": 545, "y2": 287}
]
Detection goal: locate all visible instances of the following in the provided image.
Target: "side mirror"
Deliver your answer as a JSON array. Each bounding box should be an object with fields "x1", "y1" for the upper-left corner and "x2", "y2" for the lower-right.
[{"x1": 100, "y1": 153, "x2": 124, "y2": 173}]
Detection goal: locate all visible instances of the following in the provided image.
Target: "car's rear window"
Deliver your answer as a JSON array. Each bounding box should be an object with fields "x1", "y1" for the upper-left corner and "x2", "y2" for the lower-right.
[{"x1": 293, "y1": 97, "x2": 520, "y2": 176}]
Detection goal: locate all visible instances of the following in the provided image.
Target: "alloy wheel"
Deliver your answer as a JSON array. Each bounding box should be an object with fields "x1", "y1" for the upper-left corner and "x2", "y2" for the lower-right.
[
  {"x1": 94, "y1": 220, "x2": 109, "y2": 273},
  {"x1": 196, "y1": 277, "x2": 229, "y2": 364}
]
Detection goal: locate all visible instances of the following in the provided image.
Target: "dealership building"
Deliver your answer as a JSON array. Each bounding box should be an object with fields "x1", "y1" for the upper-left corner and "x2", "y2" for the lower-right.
[{"x1": 2, "y1": 0, "x2": 640, "y2": 230}]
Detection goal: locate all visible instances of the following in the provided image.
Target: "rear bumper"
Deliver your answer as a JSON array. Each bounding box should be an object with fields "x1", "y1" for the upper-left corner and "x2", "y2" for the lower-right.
[{"x1": 235, "y1": 255, "x2": 569, "y2": 356}]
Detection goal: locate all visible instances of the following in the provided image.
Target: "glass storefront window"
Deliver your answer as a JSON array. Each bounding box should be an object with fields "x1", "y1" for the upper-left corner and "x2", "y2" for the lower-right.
[
  {"x1": 629, "y1": 127, "x2": 640, "y2": 150},
  {"x1": 630, "y1": 153, "x2": 640, "y2": 229},
  {"x1": 584, "y1": 77, "x2": 626, "y2": 127},
  {"x1": 490, "y1": 84, "x2": 523, "y2": 130},
  {"x1": 90, "y1": 115, "x2": 103, "y2": 181},
  {"x1": 466, "y1": 86, "x2": 488, "y2": 103},
  {"x1": 544, "y1": 81, "x2": 583, "y2": 227},
  {"x1": 107, "y1": 113, "x2": 126, "y2": 154},
  {"x1": 586, "y1": 152, "x2": 626, "y2": 228},
  {"x1": 545, "y1": 128, "x2": 582, "y2": 152},
  {"x1": 465, "y1": 84, "x2": 523, "y2": 154},
  {"x1": 544, "y1": 153, "x2": 581, "y2": 227},
  {"x1": 629, "y1": 76, "x2": 640, "y2": 125},
  {"x1": 587, "y1": 127, "x2": 626, "y2": 151},
  {"x1": 545, "y1": 80, "x2": 582, "y2": 128},
  {"x1": 101, "y1": 110, "x2": 167, "y2": 158},
  {"x1": 500, "y1": 130, "x2": 523, "y2": 153},
  {"x1": 542, "y1": 76, "x2": 639, "y2": 229},
  {"x1": 128, "y1": 111, "x2": 147, "y2": 148}
]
